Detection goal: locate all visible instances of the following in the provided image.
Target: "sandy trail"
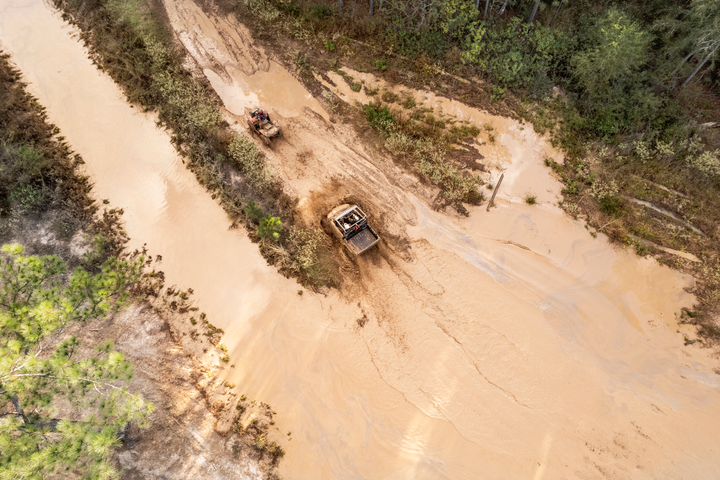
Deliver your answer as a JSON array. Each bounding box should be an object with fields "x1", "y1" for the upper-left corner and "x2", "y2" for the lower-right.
[{"x1": 2, "y1": 0, "x2": 720, "y2": 479}]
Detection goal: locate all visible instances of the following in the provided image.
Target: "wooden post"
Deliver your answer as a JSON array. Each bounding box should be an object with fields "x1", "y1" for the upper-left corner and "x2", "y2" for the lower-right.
[{"x1": 486, "y1": 173, "x2": 504, "y2": 212}]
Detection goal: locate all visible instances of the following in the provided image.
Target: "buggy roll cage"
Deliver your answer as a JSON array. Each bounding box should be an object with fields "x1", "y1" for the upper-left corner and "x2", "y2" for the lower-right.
[{"x1": 333, "y1": 206, "x2": 369, "y2": 240}]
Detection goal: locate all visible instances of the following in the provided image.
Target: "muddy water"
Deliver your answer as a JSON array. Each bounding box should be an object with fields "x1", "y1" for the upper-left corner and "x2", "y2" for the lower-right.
[
  {"x1": 3, "y1": 1, "x2": 720, "y2": 479},
  {"x1": 163, "y1": 0, "x2": 329, "y2": 121}
]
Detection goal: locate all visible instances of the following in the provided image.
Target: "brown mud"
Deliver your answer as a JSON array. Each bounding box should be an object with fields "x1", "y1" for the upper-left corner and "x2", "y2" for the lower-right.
[{"x1": 3, "y1": 0, "x2": 720, "y2": 479}]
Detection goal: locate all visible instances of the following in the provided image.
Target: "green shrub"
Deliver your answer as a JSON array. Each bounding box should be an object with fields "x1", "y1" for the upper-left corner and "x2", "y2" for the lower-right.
[
  {"x1": 688, "y1": 149, "x2": 720, "y2": 178},
  {"x1": 491, "y1": 86, "x2": 506, "y2": 101},
  {"x1": 562, "y1": 180, "x2": 581, "y2": 195},
  {"x1": 396, "y1": 30, "x2": 448, "y2": 59},
  {"x1": 308, "y1": 3, "x2": 332, "y2": 19},
  {"x1": 10, "y1": 184, "x2": 47, "y2": 213},
  {"x1": 599, "y1": 196, "x2": 623, "y2": 216},
  {"x1": 243, "y1": 200, "x2": 263, "y2": 222},
  {"x1": 462, "y1": 18, "x2": 565, "y2": 91},
  {"x1": 525, "y1": 194, "x2": 537, "y2": 205},
  {"x1": 153, "y1": 71, "x2": 221, "y2": 133},
  {"x1": 375, "y1": 58, "x2": 387, "y2": 71},
  {"x1": 364, "y1": 102, "x2": 395, "y2": 130},
  {"x1": 324, "y1": 39, "x2": 335, "y2": 52},
  {"x1": 258, "y1": 215, "x2": 282, "y2": 241}
]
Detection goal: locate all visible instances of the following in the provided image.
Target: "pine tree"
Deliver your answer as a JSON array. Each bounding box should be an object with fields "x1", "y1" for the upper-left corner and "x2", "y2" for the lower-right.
[{"x1": 0, "y1": 244, "x2": 152, "y2": 479}]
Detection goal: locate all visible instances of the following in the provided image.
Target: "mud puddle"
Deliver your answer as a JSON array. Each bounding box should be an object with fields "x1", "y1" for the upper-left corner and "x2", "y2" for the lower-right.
[
  {"x1": 163, "y1": 0, "x2": 329, "y2": 121},
  {"x1": 3, "y1": 0, "x2": 720, "y2": 479}
]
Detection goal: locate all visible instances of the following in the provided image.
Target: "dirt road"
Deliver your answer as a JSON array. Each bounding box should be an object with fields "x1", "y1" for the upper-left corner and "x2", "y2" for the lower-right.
[{"x1": 2, "y1": 0, "x2": 720, "y2": 478}]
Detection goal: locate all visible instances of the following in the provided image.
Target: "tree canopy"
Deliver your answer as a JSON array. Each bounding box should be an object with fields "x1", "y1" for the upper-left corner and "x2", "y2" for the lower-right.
[{"x1": 0, "y1": 245, "x2": 152, "y2": 480}]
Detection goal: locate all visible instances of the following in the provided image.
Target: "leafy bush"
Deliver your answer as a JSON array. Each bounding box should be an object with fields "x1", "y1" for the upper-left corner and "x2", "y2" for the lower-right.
[
  {"x1": 688, "y1": 149, "x2": 720, "y2": 178},
  {"x1": 258, "y1": 215, "x2": 283, "y2": 241},
  {"x1": 589, "y1": 179, "x2": 619, "y2": 201},
  {"x1": 395, "y1": 30, "x2": 449, "y2": 59},
  {"x1": 364, "y1": 102, "x2": 395, "y2": 130},
  {"x1": 463, "y1": 18, "x2": 566, "y2": 91},
  {"x1": 308, "y1": 3, "x2": 332, "y2": 19},
  {"x1": 153, "y1": 72, "x2": 221, "y2": 134},
  {"x1": 9, "y1": 184, "x2": 48, "y2": 213},
  {"x1": 243, "y1": 200, "x2": 264, "y2": 222}
]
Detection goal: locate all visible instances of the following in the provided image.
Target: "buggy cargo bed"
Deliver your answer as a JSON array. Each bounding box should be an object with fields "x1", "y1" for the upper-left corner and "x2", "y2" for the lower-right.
[{"x1": 346, "y1": 225, "x2": 379, "y2": 254}]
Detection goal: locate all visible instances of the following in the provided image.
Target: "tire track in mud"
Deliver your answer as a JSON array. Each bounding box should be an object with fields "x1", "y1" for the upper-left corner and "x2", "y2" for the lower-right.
[
  {"x1": 357, "y1": 332, "x2": 484, "y2": 448},
  {"x1": 356, "y1": 242, "x2": 544, "y2": 414}
]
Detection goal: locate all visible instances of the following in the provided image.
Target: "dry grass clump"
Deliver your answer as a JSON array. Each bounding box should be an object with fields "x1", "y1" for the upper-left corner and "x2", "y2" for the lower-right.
[
  {"x1": 287, "y1": 228, "x2": 340, "y2": 287},
  {"x1": 228, "y1": 135, "x2": 276, "y2": 191}
]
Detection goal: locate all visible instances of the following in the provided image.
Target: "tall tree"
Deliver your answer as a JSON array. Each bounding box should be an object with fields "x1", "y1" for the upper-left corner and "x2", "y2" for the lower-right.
[
  {"x1": 655, "y1": 0, "x2": 720, "y2": 88},
  {"x1": 498, "y1": 0, "x2": 509, "y2": 16},
  {"x1": 0, "y1": 245, "x2": 151, "y2": 479},
  {"x1": 550, "y1": 0, "x2": 565, "y2": 26},
  {"x1": 528, "y1": 0, "x2": 542, "y2": 24},
  {"x1": 572, "y1": 8, "x2": 651, "y2": 100},
  {"x1": 681, "y1": 44, "x2": 719, "y2": 88}
]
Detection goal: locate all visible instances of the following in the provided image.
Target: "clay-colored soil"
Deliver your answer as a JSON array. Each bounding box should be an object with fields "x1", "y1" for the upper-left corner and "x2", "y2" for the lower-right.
[{"x1": 3, "y1": 0, "x2": 720, "y2": 479}]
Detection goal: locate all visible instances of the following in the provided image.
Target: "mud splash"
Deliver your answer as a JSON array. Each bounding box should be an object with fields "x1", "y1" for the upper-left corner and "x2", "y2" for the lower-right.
[{"x1": 3, "y1": 1, "x2": 720, "y2": 479}]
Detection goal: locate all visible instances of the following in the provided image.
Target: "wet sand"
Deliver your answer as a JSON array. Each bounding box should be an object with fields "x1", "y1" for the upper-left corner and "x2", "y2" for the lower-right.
[{"x1": 2, "y1": 0, "x2": 720, "y2": 478}]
